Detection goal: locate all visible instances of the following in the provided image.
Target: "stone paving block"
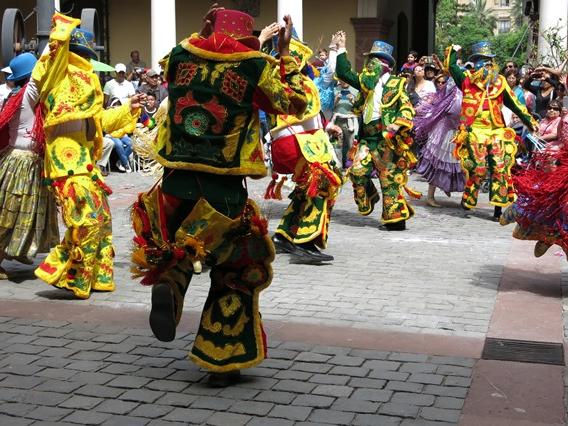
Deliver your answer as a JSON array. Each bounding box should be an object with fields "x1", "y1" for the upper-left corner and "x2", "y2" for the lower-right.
[
  {"x1": 269, "y1": 404, "x2": 312, "y2": 421},
  {"x1": 349, "y1": 349, "x2": 390, "y2": 359},
  {"x1": 399, "y1": 363, "x2": 437, "y2": 374},
  {"x1": 0, "y1": 364, "x2": 44, "y2": 376},
  {"x1": 93, "y1": 399, "x2": 139, "y2": 415},
  {"x1": 129, "y1": 403, "x2": 174, "y2": 419},
  {"x1": 98, "y1": 343, "x2": 137, "y2": 353},
  {"x1": 9, "y1": 325, "x2": 44, "y2": 335},
  {"x1": 191, "y1": 396, "x2": 235, "y2": 411},
  {"x1": 328, "y1": 355, "x2": 365, "y2": 366},
  {"x1": 291, "y1": 361, "x2": 333, "y2": 374},
  {"x1": 246, "y1": 367, "x2": 278, "y2": 378},
  {"x1": 443, "y1": 376, "x2": 472, "y2": 387},
  {"x1": 37, "y1": 328, "x2": 69, "y2": 338},
  {"x1": 266, "y1": 349, "x2": 298, "y2": 360},
  {"x1": 0, "y1": 353, "x2": 40, "y2": 366},
  {"x1": 69, "y1": 371, "x2": 115, "y2": 385},
  {"x1": 4, "y1": 343, "x2": 46, "y2": 354},
  {"x1": 107, "y1": 375, "x2": 151, "y2": 389},
  {"x1": 362, "y1": 360, "x2": 401, "y2": 370},
  {"x1": 25, "y1": 405, "x2": 73, "y2": 422},
  {"x1": 234, "y1": 376, "x2": 278, "y2": 390},
  {"x1": 0, "y1": 402, "x2": 37, "y2": 416},
  {"x1": 106, "y1": 353, "x2": 141, "y2": 364},
  {"x1": 65, "y1": 360, "x2": 105, "y2": 372},
  {"x1": 120, "y1": 389, "x2": 165, "y2": 404},
  {"x1": 92, "y1": 334, "x2": 129, "y2": 343},
  {"x1": 428, "y1": 356, "x2": 476, "y2": 367},
  {"x1": 311, "y1": 345, "x2": 352, "y2": 356},
  {"x1": 312, "y1": 384, "x2": 354, "y2": 398},
  {"x1": 0, "y1": 388, "x2": 26, "y2": 403},
  {"x1": 0, "y1": 414, "x2": 33, "y2": 425},
  {"x1": 353, "y1": 414, "x2": 402, "y2": 426},
  {"x1": 331, "y1": 397, "x2": 380, "y2": 413},
  {"x1": 278, "y1": 342, "x2": 314, "y2": 351},
  {"x1": 229, "y1": 400, "x2": 274, "y2": 416},
  {"x1": 154, "y1": 392, "x2": 197, "y2": 407},
  {"x1": 66, "y1": 341, "x2": 105, "y2": 351},
  {"x1": 136, "y1": 367, "x2": 178, "y2": 380},
  {"x1": 309, "y1": 373, "x2": 350, "y2": 385},
  {"x1": 369, "y1": 370, "x2": 409, "y2": 381},
  {"x1": 435, "y1": 396, "x2": 465, "y2": 410},
  {"x1": 206, "y1": 412, "x2": 251, "y2": 426},
  {"x1": 131, "y1": 346, "x2": 166, "y2": 357},
  {"x1": 133, "y1": 356, "x2": 173, "y2": 368},
  {"x1": 423, "y1": 385, "x2": 468, "y2": 398},
  {"x1": 420, "y1": 407, "x2": 461, "y2": 423},
  {"x1": 100, "y1": 363, "x2": 141, "y2": 375},
  {"x1": 247, "y1": 417, "x2": 294, "y2": 426},
  {"x1": 75, "y1": 384, "x2": 125, "y2": 399},
  {"x1": 292, "y1": 394, "x2": 335, "y2": 408},
  {"x1": 309, "y1": 408, "x2": 355, "y2": 425},
  {"x1": 145, "y1": 379, "x2": 189, "y2": 393},
  {"x1": 35, "y1": 367, "x2": 79, "y2": 381},
  {"x1": 294, "y1": 352, "x2": 332, "y2": 363},
  {"x1": 260, "y1": 359, "x2": 294, "y2": 370},
  {"x1": 379, "y1": 402, "x2": 420, "y2": 418},
  {"x1": 33, "y1": 356, "x2": 72, "y2": 369},
  {"x1": 272, "y1": 379, "x2": 317, "y2": 393},
  {"x1": 329, "y1": 366, "x2": 370, "y2": 378},
  {"x1": 388, "y1": 353, "x2": 429, "y2": 363},
  {"x1": 351, "y1": 388, "x2": 393, "y2": 402},
  {"x1": 217, "y1": 386, "x2": 259, "y2": 400},
  {"x1": 385, "y1": 380, "x2": 424, "y2": 393},
  {"x1": 164, "y1": 407, "x2": 214, "y2": 423},
  {"x1": 0, "y1": 375, "x2": 45, "y2": 389},
  {"x1": 391, "y1": 392, "x2": 435, "y2": 406},
  {"x1": 6, "y1": 334, "x2": 38, "y2": 344},
  {"x1": 436, "y1": 365, "x2": 472, "y2": 377},
  {"x1": 63, "y1": 409, "x2": 112, "y2": 425},
  {"x1": 273, "y1": 370, "x2": 312, "y2": 381},
  {"x1": 35, "y1": 379, "x2": 83, "y2": 394},
  {"x1": 184, "y1": 383, "x2": 224, "y2": 396},
  {"x1": 101, "y1": 415, "x2": 150, "y2": 426},
  {"x1": 408, "y1": 373, "x2": 445, "y2": 385},
  {"x1": 254, "y1": 390, "x2": 296, "y2": 405},
  {"x1": 32, "y1": 337, "x2": 72, "y2": 347},
  {"x1": 400, "y1": 419, "x2": 455, "y2": 426},
  {"x1": 59, "y1": 395, "x2": 104, "y2": 410}
]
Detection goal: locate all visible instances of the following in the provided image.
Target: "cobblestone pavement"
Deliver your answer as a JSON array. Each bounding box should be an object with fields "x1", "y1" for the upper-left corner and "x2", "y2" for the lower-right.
[
  {"x1": 0, "y1": 315, "x2": 473, "y2": 426},
  {"x1": 0, "y1": 173, "x2": 512, "y2": 339}
]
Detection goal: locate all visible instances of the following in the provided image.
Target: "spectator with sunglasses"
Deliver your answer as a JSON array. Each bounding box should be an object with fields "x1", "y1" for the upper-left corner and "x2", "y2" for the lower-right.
[{"x1": 538, "y1": 99, "x2": 563, "y2": 148}]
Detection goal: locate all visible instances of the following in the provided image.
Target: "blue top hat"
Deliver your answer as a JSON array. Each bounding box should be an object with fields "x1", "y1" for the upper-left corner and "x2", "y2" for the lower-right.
[
  {"x1": 365, "y1": 41, "x2": 395, "y2": 68},
  {"x1": 69, "y1": 28, "x2": 98, "y2": 60},
  {"x1": 469, "y1": 41, "x2": 496, "y2": 62},
  {"x1": 7, "y1": 53, "x2": 37, "y2": 82}
]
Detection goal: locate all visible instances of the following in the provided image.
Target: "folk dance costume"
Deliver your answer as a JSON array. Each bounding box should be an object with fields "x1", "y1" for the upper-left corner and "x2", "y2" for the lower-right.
[
  {"x1": 33, "y1": 14, "x2": 140, "y2": 299},
  {"x1": 0, "y1": 54, "x2": 59, "y2": 279},
  {"x1": 500, "y1": 112, "x2": 568, "y2": 257},
  {"x1": 266, "y1": 38, "x2": 343, "y2": 263},
  {"x1": 130, "y1": 9, "x2": 307, "y2": 373},
  {"x1": 335, "y1": 40, "x2": 417, "y2": 230},
  {"x1": 445, "y1": 42, "x2": 537, "y2": 210}
]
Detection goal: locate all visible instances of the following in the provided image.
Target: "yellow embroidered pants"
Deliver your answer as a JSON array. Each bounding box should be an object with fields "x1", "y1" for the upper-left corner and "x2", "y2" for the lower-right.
[
  {"x1": 455, "y1": 120, "x2": 517, "y2": 209},
  {"x1": 35, "y1": 175, "x2": 114, "y2": 299}
]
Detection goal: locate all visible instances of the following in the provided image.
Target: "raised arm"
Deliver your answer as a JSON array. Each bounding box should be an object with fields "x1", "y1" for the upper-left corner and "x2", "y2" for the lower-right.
[{"x1": 443, "y1": 45, "x2": 465, "y2": 89}]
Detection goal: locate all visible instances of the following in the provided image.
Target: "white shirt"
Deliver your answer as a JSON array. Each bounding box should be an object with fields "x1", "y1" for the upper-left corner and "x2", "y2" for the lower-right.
[
  {"x1": 103, "y1": 78, "x2": 135, "y2": 105},
  {"x1": 0, "y1": 83, "x2": 11, "y2": 108},
  {"x1": 8, "y1": 79, "x2": 40, "y2": 150}
]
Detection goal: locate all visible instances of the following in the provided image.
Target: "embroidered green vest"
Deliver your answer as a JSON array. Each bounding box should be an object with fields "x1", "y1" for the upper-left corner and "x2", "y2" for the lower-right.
[{"x1": 156, "y1": 45, "x2": 268, "y2": 177}]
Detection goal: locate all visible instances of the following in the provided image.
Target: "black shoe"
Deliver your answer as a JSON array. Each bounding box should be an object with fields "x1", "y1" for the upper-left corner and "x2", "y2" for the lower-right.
[
  {"x1": 149, "y1": 283, "x2": 176, "y2": 342},
  {"x1": 380, "y1": 221, "x2": 406, "y2": 231},
  {"x1": 293, "y1": 242, "x2": 334, "y2": 262},
  {"x1": 272, "y1": 234, "x2": 298, "y2": 255},
  {"x1": 208, "y1": 370, "x2": 241, "y2": 387}
]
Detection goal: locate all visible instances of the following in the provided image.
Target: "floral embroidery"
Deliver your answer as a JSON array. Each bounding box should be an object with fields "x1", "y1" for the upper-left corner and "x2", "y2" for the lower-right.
[
  {"x1": 175, "y1": 62, "x2": 198, "y2": 86},
  {"x1": 184, "y1": 111, "x2": 209, "y2": 136},
  {"x1": 221, "y1": 70, "x2": 248, "y2": 103}
]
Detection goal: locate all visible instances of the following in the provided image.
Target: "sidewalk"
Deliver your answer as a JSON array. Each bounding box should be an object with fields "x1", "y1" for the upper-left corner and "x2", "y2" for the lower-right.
[{"x1": 0, "y1": 173, "x2": 566, "y2": 425}]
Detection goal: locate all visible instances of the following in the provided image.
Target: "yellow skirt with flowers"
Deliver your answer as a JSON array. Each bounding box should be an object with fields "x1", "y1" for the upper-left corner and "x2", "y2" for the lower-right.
[{"x1": 0, "y1": 148, "x2": 59, "y2": 259}]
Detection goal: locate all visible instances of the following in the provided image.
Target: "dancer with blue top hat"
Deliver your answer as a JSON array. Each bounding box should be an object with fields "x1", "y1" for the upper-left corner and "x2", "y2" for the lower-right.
[
  {"x1": 0, "y1": 52, "x2": 59, "y2": 280},
  {"x1": 444, "y1": 41, "x2": 537, "y2": 213},
  {"x1": 333, "y1": 33, "x2": 417, "y2": 230},
  {"x1": 32, "y1": 13, "x2": 144, "y2": 299}
]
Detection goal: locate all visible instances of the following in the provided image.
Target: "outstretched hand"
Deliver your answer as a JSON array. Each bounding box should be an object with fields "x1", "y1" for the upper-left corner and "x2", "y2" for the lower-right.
[
  {"x1": 331, "y1": 31, "x2": 346, "y2": 49},
  {"x1": 278, "y1": 15, "x2": 293, "y2": 57},
  {"x1": 130, "y1": 93, "x2": 147, "y2": 111},
  {"x1": 259, "y1": 22, "x2": 280, "y2": 46},
  {"x1": 199, "y1": 3, "x2": 224, "y2": 38}
]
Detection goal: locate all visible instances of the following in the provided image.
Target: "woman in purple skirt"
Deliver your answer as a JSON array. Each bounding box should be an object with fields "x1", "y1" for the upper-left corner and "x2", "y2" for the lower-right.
[{"x1": 414, "y1": 75, "x2": 465, "y2": 207}]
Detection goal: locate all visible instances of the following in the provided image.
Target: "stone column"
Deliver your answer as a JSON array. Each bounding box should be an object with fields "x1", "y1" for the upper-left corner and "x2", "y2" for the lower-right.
[
  {"x1": 151, "y1": 0, "x2": 176, "y2": 71},
  {"x1": 351, "y1": 0, "x2": 393, "y2": 70},
  {"x1": 537, "y1": 0, "x2": 568, "y2": 64},
  {"x1": 277, "y1": 0, "x2": 303, "y2": 39}
]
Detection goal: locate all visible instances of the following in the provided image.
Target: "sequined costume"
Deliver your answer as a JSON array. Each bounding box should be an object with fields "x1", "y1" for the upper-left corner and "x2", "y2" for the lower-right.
[{"x1": 33, "y1": 13, "x2": 140, "y2": 299}]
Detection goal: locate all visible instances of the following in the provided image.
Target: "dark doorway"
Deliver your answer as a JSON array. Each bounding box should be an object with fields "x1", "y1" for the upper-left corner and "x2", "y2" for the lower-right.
[{"x1": 396, "y1": 12, "x2": 409, "y2": 71}]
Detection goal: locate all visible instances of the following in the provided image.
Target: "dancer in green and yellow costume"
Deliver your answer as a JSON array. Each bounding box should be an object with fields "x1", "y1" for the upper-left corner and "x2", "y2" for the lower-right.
[
  {"x1": 334, "y1": 34, "x2": 416, "y2": 230},
  {"x1": 445, "y1": 42, "x2": 537, "y2": 211},
  {"x1": 33, "y1": 13, "x2": 142, "y2": 299},
  {"x1": 130, "y1": 6, "x2": 307, "y2": 377},
  {"x1": 266, "y1": 33, "x2": 343, "y2": 263}
]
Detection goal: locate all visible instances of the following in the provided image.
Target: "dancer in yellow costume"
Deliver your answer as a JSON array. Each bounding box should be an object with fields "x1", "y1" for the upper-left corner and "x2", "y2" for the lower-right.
[
  {"x1": 267, "y1": 35, "x2": 343, "y2": 263},
  {"x1": 445, "y1": 42, "x2": 537, "y2": 210},
  {"x1": 33, "y1": 13, "x2": 143, "y2": 299}
]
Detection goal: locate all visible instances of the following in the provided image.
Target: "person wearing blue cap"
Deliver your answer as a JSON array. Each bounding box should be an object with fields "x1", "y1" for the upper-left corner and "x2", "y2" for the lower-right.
[
  {"x1": 31, "y1": 13, "x2": 144, "y2": 299},
  {"x1": 444, "y1": 41, "x2": 537, "y2": 213},
  {"x1": 333, "y1": 33, "x2": 416, "y2": 231},
  {"x1": 0, "y1": 53, "x2": 60, "y2": 280}
]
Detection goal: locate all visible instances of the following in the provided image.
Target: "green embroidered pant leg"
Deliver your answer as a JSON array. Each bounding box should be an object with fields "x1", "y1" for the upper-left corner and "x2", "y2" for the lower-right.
[
  {"x1": 376, "y1": 145, "x2": 414, "y2": 224},
  {"x1": 275, "y1": 189, "x2": 330, "y2": 248},
  {"x1": 349, "y1": 141, "x2": 380, "y2": 216},
  {"x1": 190, "y1": 230, "x2": 273, "y2": 373},
  {"x1": 487, "y1": 136, "x2": 517, "y2": 207},
  {"x1": 460, "y1": 136, "x2": 489, "y2": 209}
]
